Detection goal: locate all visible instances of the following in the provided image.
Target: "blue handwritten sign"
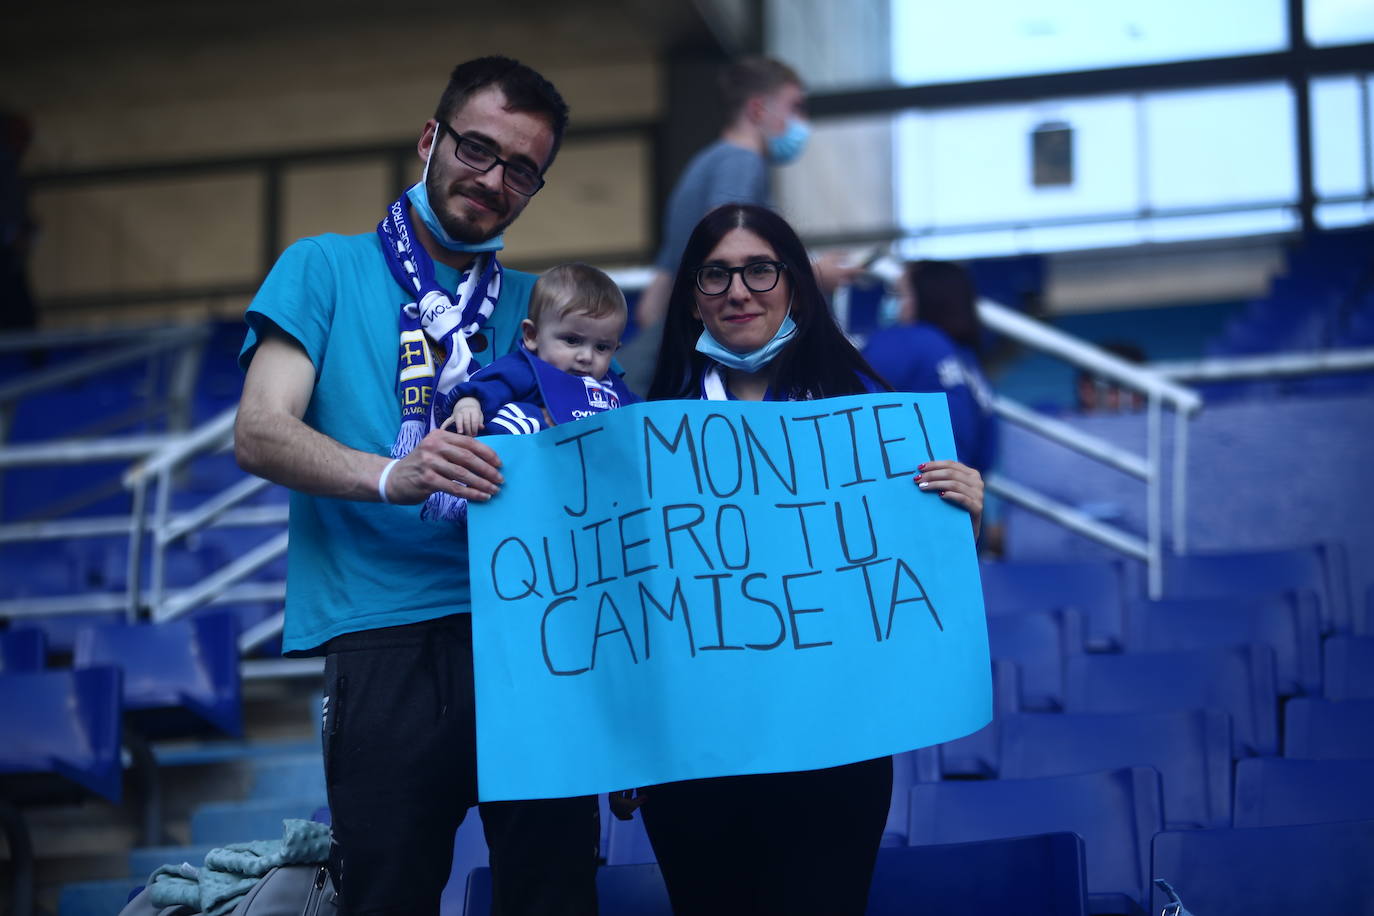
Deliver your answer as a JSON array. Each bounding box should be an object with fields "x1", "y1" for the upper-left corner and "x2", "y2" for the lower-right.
[{"x1": 468, "y1": 393, "x2": 990, "y2": 801}]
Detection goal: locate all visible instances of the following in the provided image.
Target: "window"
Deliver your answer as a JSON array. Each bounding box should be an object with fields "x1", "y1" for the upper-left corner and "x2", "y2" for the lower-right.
[
  {"x1": 890, "y1": 0, "x2": 1286, "y2": 87},
  {"x1": 1306, "y1": 0, "x2": 1374, "y2": 47}
]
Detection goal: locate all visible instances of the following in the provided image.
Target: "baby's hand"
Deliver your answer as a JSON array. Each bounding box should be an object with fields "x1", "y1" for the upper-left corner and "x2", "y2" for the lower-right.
[{"x1": 451, "y1": 398, "x2": 485, "y2": 436}]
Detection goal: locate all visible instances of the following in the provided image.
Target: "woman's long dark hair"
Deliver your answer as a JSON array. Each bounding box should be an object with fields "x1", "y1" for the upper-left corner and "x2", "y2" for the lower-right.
[{"x1": 648, "y1": 204, "x2": 888, "y2": 400}]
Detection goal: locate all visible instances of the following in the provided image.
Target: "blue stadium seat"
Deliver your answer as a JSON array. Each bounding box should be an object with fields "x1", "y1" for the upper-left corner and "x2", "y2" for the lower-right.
[
  {"x1": 1360, "y1": 583, "x2": 1374, "y2": 635},
  {"x1": 1162, "y1": 544, "x2": 1350, "y2": 635},
  {"x1": 867, "y1": 833, "x2": 1089, "y2": 916},
  {"x1": 986, "y1": 609, "x2": 1082, "y2": 711},
  {"x1": 906, "y1": 767, "x2": 1163, "y2": 916},
  {"x1": 9, "y1": 611, "x2": 125, "y2": 657},
  {"x1": 931, "y1": 658, "x2": 1019, "y2": 777},
  {"x1": 1150, "y1": 819, "x2": 1374, "y2": 915},
  {"x1": 441, "y1": 812, "x2": 492, "y2": 916},
  {"x1": 882, "y1": 749, "x2": 941, "y2": 847},
  {"x1": 73, "y1": 610, "x2": 243, "y2": 738},
  {"x1": 606, "y1": 810, "x2": 656, "y2": 865},
  {"x1": 247, "y1": 753, "x2": 326, "y2": 801},
  {"x1": 1234, "y1": 757, "x2": 1374, "y2": 828},
  {"x1": 1322, "y1": 635, "x2": 1374, "y2": 700},
  {"x1": 1123, "y1": 592, "x2": 1321, "y2": 696},
  {"x1": 980, "y1": 559, "x2": 1126, "y2": 651},
  {"x1": 1064, "y1": 645, "x2": 1278, "y2": 757},
  {"x1": 463, "y1": 863, "x2": 672, "y2": 916},
  {"x1": 0, "y1": 666, "x2": 123, "y2": 802},
  {"x1": 0, "y1": 542, "x2": 80, "y2": 599},
  {"x1": 190, "y1": 796, "x2": 325, "y2": 845},
  {"x1": 1000, "y1": 710, "x2": 1232, "y2": 829},
  {"x1": 56, "y1": 878, "x2": 141, "y2": 916},
  {"x1": 1283, "y1": 697, "x2": 1374, "y2": 759},
  {"x1": 0, "y1": 628, "x2": 45, "y2": 672}
]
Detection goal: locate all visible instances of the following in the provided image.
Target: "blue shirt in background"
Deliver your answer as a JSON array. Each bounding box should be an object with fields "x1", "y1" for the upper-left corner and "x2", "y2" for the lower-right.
[{"x1": 863, "y1": 323, "x2": 999, "y2": 474}]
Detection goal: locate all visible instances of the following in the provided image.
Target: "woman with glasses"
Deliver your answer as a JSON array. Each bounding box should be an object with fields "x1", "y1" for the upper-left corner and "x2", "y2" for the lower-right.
[{"x1": 630, "y1": 203, "x2": 984, "y2": 914}]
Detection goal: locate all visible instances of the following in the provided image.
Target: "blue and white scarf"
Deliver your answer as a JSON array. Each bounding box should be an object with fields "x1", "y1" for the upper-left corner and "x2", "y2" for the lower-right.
[{"x1": 376, "y1": 193, "x2": 502, "y2": 519}]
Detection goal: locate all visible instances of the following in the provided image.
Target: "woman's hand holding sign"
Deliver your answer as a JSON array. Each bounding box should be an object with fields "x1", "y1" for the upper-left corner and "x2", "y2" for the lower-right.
[{"x1": 913, "y1": 460, "x2": 983, "y2": 539}]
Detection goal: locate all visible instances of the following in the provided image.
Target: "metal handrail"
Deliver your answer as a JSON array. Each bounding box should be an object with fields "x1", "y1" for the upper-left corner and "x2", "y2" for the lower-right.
[
  {"x1": 122, "y1": 406, "x2": 238, "y2": 488},
  {"x1": 977, "y1": 300, "x2": 1204, "y2": 413},
  {"x1": 992, "y1": 395, "x2": 1151, "y2": 480},
  {"x1": 1152, "y1": 347, "x2": 1374, "y2": 381},
  {"x1": 0, "y1": 324, "x2": 197, "y2": 354},
  {"x1": 0, "y1": 326, "x2": 208, "y2": 408},
  {"x1": 0, "y1": 435, "x2": 176, "y2": 469}
]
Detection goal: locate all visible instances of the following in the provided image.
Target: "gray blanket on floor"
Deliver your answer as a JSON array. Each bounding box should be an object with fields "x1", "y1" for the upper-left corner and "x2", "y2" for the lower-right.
[{"x1": 147, "y1": 818, "x2": 331, "y2": 916}]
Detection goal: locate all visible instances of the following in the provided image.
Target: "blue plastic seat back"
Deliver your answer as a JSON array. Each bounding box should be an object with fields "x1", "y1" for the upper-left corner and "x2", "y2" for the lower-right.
[
  {"x1": 189, "y1": 797, "x2": 323, "y2": 846},
  {"x1": 1124, "y1": 591, "x2": 1321, "y2": 696},
  {"x1": 986, "y1": 609, "x2": 1082, "y2": 711},
  {"x1": 1322, "y1": 635, "x2": 1374, "y2": 700},
  {"x1": 0, "y1": 541, "x2": 80, "y2": 599},
  {"x1": 0, "y1": 666, "x2": 123, "y2": 802},
  {"x1": 907, "y1": 766, "x2": 1163, "y2": 916},
  {"x1": 10, "y1": 611, "x2": 124, "y2": 656},
  {"x1": 936, "y1": 658, "x2": 1020, "y2": 778},
  {"x1": 1000, "y1": 710, "x2": 1232, "y2": 829},
  {"x1": 73, "y1": 609, "x2": 242, "y2": 737},
  {"x1": 980, "y1": 560, "x2": 1125, "y2": 651},
  {"x1": 0, "y1": 628, "x2": 46, "y2": 673},
  {"x1": 882, "y1": 749, "x2": 941, "y2": 847},
  {"x1": 606, "y1": 811, "x2": 656, "y2": 865},
  {"x1": 463, "y1": 863, "x2": 672, "y2": 916},
  {"x1": 1234, "y1": 758, "x2": 1374, "y2": 828},
  {"x1": 1150, "y1": 819, "x2": 1374, "y2": 915},
  {"x1": 441, "y1": 812, "x2": 492, "y2": 915},
  {"x1": 867, "y1": 833, "x2": 1089, "y2": 916},
  {"x1": 1162, "y1": 544, "x2": 1349, "y2": 635},
  {"x1": 1359, "y1": 583, "x2": 1374, "y2": 635},
  {"x1": 1064, "y1": 645, "x2": 1278, "y2": 757},
  {"x1": 1283, "y1": 697, "x2": 1374, "y2": 759}
]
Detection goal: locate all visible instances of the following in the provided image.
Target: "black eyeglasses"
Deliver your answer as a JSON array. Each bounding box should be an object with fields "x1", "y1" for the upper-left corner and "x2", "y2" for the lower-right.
[
  {"x1": 437, "y1": 122, "x2": 545, "y2": 196},
  {"x1": 695, "y1": 261, "x2": 787, "y2": 296}
]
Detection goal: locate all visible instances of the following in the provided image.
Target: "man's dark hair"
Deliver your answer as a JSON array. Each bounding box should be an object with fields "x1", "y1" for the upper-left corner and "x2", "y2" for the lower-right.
[
  {"x1": 434, "y1": 56, "x2": 570, "y2": 171},
  {"x1": 718, "y1": 57, "x2": 803, "y2": 123}
]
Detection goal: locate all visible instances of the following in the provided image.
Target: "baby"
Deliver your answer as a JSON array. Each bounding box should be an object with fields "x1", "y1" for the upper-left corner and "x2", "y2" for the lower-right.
[{"x1": 442, "y1": 262, "x2": 639, "y2": 437}]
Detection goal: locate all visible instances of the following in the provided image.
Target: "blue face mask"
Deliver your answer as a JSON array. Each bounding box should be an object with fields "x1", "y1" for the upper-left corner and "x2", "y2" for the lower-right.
[
  {"x1": 766, "y1": 118, "x2": 811, "y2": 166},
  {"x1": 405, "y1": 131, "x2": 504, "y2": 253},
  {"x1": 879, "y1": 292, "x2": 904, "y2": 326},
  {"x1": 696, "y1": 312, "x2": 798, "y2": 374},
  {"x1": 405, "y1": 182, "x2": 505, "y2": 253}
]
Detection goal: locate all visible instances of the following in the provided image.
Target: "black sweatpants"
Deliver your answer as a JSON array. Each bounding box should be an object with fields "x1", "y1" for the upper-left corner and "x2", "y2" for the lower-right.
[
  {"x1": 640, "y1": 755, "x2": 893, "y2": 916},
  {"x1": 321, "y1": 615, "x2": 598, "y2": 916}
]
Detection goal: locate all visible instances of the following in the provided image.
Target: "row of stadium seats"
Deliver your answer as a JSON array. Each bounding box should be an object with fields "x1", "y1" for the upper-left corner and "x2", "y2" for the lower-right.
[{"x1": 9, "y1": 540, "x2": 1368, "y2": 913}]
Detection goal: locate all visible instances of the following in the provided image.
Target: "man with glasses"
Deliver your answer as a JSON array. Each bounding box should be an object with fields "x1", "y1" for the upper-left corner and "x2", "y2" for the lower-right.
[{"x1": 235, "y1": 57, "x2": 597, "y2": 915}]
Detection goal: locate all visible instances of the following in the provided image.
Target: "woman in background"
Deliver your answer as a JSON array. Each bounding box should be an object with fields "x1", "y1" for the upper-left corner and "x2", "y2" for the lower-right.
[{"x1": 863, "y1": 260, "x2": 998, "y2": 475}]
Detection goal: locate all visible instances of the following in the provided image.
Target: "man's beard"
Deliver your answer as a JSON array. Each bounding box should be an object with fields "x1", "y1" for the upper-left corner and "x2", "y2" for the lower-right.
[{"x1": 426, "y1": 170, "x2": 516, "y2": 244}]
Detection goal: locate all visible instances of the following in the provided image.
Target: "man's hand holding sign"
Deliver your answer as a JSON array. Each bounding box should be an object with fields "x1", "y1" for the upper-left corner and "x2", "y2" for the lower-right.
[{"x1": 467, "y1": 392, "x2": 990, "y2": 802}]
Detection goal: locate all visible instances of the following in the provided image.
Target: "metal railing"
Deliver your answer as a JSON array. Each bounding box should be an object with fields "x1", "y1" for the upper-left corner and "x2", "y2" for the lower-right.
[{"x1": 974, "y1": 298, "x2": 1203, "y2": 598}]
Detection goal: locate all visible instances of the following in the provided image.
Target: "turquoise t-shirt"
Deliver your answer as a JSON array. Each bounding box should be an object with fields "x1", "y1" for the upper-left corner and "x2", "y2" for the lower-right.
[{"x1": 238, "y1": 232, "x2": 535, "y2": 655}]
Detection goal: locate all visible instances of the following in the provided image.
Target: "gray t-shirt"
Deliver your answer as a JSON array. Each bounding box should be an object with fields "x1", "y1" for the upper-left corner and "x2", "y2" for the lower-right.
[{"x1": 654, "y1": 140, "x2": 771, "y2": 272}]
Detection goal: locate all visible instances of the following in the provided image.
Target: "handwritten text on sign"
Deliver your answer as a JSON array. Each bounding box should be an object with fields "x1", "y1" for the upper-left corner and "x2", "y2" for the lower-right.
[{"x1": 469, "y1": 393, "x2": 990, "y2": 801}]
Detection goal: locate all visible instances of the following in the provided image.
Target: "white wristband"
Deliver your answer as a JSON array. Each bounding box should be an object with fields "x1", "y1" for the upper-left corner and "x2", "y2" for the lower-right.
[{"x1": 377, "y1": 458, "x2": 400, "y2": 504}]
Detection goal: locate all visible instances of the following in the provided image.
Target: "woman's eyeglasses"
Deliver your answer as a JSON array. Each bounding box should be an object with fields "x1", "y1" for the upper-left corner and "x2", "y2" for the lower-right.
[{"x1": 694, "y1": 261, "x2": 787, "y2": 296}]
